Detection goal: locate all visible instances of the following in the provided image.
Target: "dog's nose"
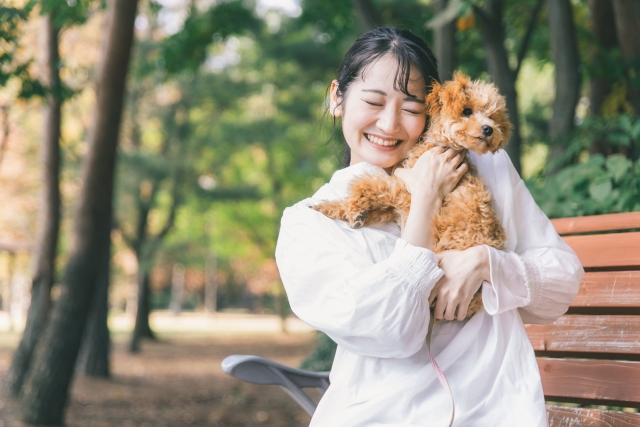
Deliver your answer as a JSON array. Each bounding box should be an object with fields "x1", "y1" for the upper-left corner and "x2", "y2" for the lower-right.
[{"x1": 482, "y1": 125, "x2": 493, "y2": 137}]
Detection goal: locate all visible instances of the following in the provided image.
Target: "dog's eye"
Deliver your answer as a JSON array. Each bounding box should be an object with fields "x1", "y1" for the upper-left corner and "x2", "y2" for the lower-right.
[{"x1": 463, "y1": 108, "x2": 472, "y2": 116}]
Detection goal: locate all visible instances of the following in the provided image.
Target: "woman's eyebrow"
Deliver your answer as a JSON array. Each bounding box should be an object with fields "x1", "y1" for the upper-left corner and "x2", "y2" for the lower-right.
[
  {"x1": 361, "y1": 88, "x2": 386, "y2": 96},
  {"x1": 361, "y1": 88, "x2": 426, "y2": 104},
  {"x1": 404, "y1": 96, "x2": 426, "y2": 104}
]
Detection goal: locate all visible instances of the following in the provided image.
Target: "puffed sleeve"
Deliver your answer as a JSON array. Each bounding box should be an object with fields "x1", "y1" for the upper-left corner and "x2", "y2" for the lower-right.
[
  {"x1": 479, "y1": 151, "x2": 584, "y2": 324},
  {"x1": 275, "y1": 200, "x2": 444, "y2": 358}
]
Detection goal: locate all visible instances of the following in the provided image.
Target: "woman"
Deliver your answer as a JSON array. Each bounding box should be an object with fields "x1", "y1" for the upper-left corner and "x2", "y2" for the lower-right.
[{"x1": 275, "y1": 27, "x2": 583, "y2": 427}]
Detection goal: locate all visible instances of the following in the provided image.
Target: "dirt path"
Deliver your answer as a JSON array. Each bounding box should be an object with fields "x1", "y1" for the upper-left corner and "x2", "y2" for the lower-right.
[{"x1": 0, "y1": 313, "x2": 319, "y2": 427}]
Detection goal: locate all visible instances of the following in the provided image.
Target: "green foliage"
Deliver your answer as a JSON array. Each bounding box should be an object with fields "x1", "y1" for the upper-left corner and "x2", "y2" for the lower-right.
[
  {"x1": 529, "y1": 153, "x2": 640, "y2": 218},
  {"x1": 35, "y1": 0, "x2": 94, "y2": 28},
  {"x1": 0, "y1": 6, "x2": 30, "y2": 88},
  {"x1": 548, "y1": 114, "x2": 640, "y2": 171},
  {"x1": 160, "y1": 1, "x2": 260, "y2": 75},
  {"x1": 300, "y1": 332, "x2": 337, "y2": 372},
  {"x1": 425, "y1": 0, "x2": 477, "y2": 30},
  {"x1": 528, "y1": 115, "x2": 640, "y2": 218},
  {"x1": 1, "y1": 1, "x2": 92, "y2": 99}
]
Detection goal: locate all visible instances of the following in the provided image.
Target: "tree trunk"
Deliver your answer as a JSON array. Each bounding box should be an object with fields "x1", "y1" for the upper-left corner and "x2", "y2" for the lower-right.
[
  {"x1": 588, "y1": 0, "x2": 618, "y2": 118},
  {"x1": 611, "y1": 0, "x2": 640, "y2": 114},
  {"x1": 19, "y1": 1, "x2": 138, "y2": 424},
  {"x1": 170, "y1": 263, "x2": 185, "y2": 316},
  {"x1": 129, "y1": 271, "x2": 156, "y2": 353},
  {"x1": 75, "y1": 237, "x2": 111, "y2": 377},
  {"x1": 352, "y1": 0, "x2": 381, "y2": 32},
  {"x1": 475, "y1": 0, "x2": 522, "y2": 174},
  {"x1": 3, "y1": 14, "x2": 61, "y2": 398},
  {"x1": 547, "y1": 0, "x2": 581, "y2": 172},
  {"x1": 548, "y1": 0, "x2": 581, "y2": 140},
  {"x1": 434, "y1": 0, "x2": 456, "y2": 81}
]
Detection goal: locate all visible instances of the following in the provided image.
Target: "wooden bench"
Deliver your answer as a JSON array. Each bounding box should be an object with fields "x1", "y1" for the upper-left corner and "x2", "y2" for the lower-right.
[
  {"x1": 223, "y1": 211, "x2": 640, "y2": 426},
  {"x1": 532, "y1": 211, "x2": 640, "y2": 426}
]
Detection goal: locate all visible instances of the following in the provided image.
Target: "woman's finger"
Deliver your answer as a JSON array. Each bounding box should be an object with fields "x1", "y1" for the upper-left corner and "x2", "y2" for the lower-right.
[
  {"x1": 455, "y1": 162, "x2": 469, "y2": 176},
  {"x1": 428, "y1": 281, "x2": 442, "y2": 306},
  {"x1": 456, "y1": 299, "x2": 469, "y2": 321},
  {"x1": 443, "y1": 301, "x2": 456, "y2": 321},
  {"x1": 433, "y1": 296, "x2": 446, "y2": 320},
  {"x1": 442, "y1": 147, "x2": 459, "y2": 161}
]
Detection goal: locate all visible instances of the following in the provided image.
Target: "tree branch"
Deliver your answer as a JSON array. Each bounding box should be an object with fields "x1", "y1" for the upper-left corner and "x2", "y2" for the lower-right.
[
  {"x1": 514, "y1": 0, "x2": 544, "y2": 78},
  {"x1": 113, "y1": 218, "x2": 137, "y2": 251},
  {"x1": 154, "y1": 183, "x2": 179, "y2": 242}
]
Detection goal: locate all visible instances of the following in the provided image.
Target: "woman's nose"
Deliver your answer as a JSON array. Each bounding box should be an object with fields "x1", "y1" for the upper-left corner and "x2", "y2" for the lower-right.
[{"x1": 377, "y1": 108, "x2": 401, "y2": 134}]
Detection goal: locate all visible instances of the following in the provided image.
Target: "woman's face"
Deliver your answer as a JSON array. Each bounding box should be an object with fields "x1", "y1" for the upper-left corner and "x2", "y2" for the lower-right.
[{"x1": 330, "y1": 54, "x2": 428, "y2": 172}]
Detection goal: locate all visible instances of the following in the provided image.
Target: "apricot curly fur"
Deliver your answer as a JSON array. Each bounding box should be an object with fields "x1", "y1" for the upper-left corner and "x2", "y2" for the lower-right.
[{"x1": 313, "y1": 72, "x2": 512, "y2": 320}]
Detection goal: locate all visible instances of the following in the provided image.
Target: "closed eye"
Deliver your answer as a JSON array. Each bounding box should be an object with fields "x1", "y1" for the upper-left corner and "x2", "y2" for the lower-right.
[
  {"x1": 402, "y1": 109, "x2": 421, "y2": 115},
  {"x1": 363, "y1": 100, "x2": 382, "y2": 107}
]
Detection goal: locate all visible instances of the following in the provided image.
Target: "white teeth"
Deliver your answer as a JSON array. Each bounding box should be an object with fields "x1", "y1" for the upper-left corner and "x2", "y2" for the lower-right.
[{"x1": 366, "y1": 134, "x2": 399, "y2": 146}]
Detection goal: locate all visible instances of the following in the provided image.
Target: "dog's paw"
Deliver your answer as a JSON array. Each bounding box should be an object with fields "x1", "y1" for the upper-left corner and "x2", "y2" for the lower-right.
[{"x1": 350, "y1": 211, "x2": 367, "y2": 229}]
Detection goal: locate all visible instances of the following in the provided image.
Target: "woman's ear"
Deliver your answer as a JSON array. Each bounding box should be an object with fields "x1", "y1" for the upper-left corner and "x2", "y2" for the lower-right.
[{"x1": 330, "y1": 80, "x2": 342, "y2": 117}]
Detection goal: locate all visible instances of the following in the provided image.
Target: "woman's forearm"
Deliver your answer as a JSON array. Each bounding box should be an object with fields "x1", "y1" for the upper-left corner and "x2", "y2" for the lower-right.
[{"x1": 401, "y1": 195, "x2": 441, "y2": 249}]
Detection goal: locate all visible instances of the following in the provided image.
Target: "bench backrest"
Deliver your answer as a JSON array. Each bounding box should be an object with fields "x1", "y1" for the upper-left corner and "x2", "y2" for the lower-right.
[{"x1": 529, "y1": 212, "x2": 640, "y2": 426}]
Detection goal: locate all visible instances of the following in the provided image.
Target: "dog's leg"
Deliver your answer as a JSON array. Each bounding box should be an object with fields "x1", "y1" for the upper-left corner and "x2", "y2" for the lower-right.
[{"x1": 314, "y1": 174, "x2": 410, "y2": 228}]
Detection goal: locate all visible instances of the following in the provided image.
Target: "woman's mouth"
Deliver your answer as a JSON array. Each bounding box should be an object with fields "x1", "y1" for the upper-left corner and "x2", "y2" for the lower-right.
[{"x1": 365, "y1": 133, "x2": 401, "y2": 147}]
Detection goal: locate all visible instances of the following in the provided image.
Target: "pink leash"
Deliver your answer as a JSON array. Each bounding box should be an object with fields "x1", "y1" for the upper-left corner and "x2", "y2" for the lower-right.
[{"x1": 426, "y1": 311, "x2": 455, "y2": 427}]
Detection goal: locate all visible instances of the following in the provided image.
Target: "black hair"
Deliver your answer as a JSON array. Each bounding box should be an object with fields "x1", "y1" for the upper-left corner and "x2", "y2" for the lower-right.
[{"x1": 327, "y1": 27, "x2": 440, "y2": 167}]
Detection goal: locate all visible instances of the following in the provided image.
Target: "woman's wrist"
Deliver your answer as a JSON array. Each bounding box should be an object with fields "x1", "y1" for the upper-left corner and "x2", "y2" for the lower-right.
[
  {"x1": 475, "y1": 245, "x2": 491, "y2": 283},
  {"x1": 401, "y1": 195, "x2": 441, "y2": 249},
  {"x1": 410, "y1": 192, "x2": 441, "y2": 213}
]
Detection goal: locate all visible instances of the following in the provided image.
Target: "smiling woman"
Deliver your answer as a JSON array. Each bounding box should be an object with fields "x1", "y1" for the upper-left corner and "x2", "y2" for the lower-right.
[{"x1": 275, "y1": 26, "x2": 583, "y2": 427}]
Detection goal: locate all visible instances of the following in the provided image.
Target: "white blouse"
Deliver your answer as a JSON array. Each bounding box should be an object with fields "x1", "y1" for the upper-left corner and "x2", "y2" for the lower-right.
[{"x1": 275, "y1": 150, "x2": 584, "y2": 427}]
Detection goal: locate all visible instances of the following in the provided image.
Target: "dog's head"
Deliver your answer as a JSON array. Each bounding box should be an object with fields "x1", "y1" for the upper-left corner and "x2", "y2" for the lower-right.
[{"x1": 424, "y1": 72, "x2": 511, "y2": 154}]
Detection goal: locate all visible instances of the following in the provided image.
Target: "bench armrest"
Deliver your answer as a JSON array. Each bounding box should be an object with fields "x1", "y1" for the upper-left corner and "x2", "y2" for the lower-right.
[{"x1": 221, "y1": 355, "x2": 330, "y2": 415}]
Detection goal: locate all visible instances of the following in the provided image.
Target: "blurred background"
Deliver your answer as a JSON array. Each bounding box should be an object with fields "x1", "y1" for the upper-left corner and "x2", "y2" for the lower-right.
[{"x1": 0, "y1": 0, "x2": 638, "y2": 425}]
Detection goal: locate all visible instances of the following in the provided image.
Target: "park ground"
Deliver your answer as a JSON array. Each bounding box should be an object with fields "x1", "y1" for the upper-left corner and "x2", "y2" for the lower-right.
[{"x1": 0, "y1": 312, "x2": 319, "y2": 427}]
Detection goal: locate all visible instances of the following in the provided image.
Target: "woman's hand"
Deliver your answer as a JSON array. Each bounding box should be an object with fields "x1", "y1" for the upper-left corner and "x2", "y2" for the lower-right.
[
  {"x1": 395, "y1": 146, "x2": 468, "y2": 249},
  {"x1": 429, "y1": 246, "x2": 491, "y2": 321},
  {"x1": 394, "y1": 146, "x2": 468, "y2": 205}
]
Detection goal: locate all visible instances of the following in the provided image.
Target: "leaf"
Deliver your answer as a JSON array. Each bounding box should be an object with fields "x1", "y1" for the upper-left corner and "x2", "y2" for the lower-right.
[
  {"x1": 605, "y1": 154, "x2": 631, "y2": 181},
  {"x1": 631, "y1": 118, "x2": 640, "y2": 141},
  {"x1": 618, "y1": 114, "x2": 632, "y2": 133},
  {"x1": 608, "y1": 132, "x2": 631, "y2": 146},
  {"x1": 589, "y1": 179, "x2": 612, "y2": 202},
  {"x1": 425, "y1": 0, "x2": 467, "y2": 29}
]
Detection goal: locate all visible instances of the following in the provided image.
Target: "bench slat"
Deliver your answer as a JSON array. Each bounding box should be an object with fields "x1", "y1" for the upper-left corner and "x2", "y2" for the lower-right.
[
  {"x1": 538, "y1": 358, "x2": 640, "y2": 407},
  {"x1": 563, "y1": 232, "x2": 640, "y2": 269},
  {"x1": 572, "y1": 271, "x2": 640, "y2": 308},
  {"x1": 552, "y1": 212, "x2": 640, "y2": 235},
  {"x1": 526, "y1": 315, "x2": 640, "y2": 358},
  {"x1": 547, "y1": 405, "x2": 640, "y2": 427}
]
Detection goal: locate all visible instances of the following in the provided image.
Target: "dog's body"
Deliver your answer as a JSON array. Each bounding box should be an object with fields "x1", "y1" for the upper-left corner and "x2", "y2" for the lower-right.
[{"x1": 314, "y1": 73, "x2": 511, "y2": 319}]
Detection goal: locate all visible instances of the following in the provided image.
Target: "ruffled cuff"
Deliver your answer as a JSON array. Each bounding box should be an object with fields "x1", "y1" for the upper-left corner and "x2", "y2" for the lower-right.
[
  {"x1": 387, "y1": 238, "x2": 443, "y2": 295},
  {"x1": 520, "y1": 256, "x2": 543, "y2": 308},
  {"x1": 481, "y1": 245, "x2": 530, "y2": 315},
  {"x1": 517, "y1": 248, "x2": 583, "y2": 323}
]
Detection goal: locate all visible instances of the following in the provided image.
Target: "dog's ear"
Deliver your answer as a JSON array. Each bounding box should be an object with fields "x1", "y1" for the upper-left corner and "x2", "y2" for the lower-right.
[
  {"x1": 426, "y1": 80, "x2": 442, "y2": 116},
  {"x1": 441, "y1": 78, "x2": 468, "y2": 117},
  {"x1": 492, "y1": 104, "x2": 512, "y2": 152}
]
